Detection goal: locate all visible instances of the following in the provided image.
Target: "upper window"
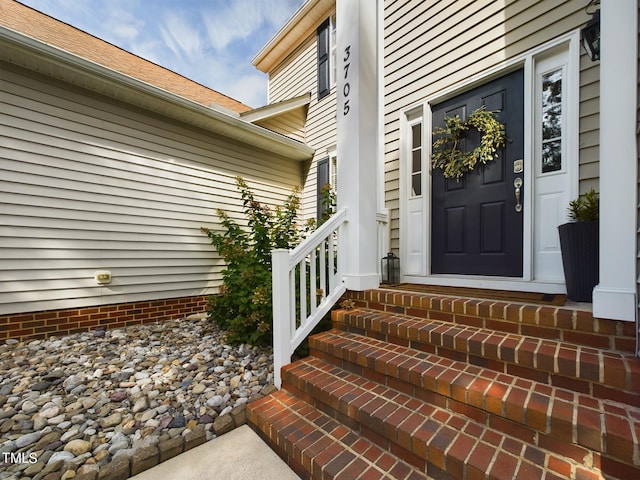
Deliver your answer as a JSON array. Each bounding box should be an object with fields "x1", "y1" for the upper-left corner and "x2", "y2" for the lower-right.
[
  {"x1": 541, "y1": 68, "x2": 563, "y2": 173},
  {"x1": 317, "y1": 15, "x2": 336, "y2": 100},
  {"x1": 330, "y1": 14, "x2": 337, "y2": 87}
]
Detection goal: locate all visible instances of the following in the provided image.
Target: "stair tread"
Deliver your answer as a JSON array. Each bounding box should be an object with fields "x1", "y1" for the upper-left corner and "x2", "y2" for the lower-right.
[
  {"x1": 336, "y1": 307, "x2": 640, "y2": 403},
  {"x1": 309, "y1": 328, "x2": 640, "y2": 469},
  {"x1": 344, "y1": 288, "x2": 636, "y2": 354},
  {"x1": 250, "y1": 289, "x2": 640, "y2": 480},
  {"x1": 248, "y1": 389, "x2": 432, "y2": 480},
  {"x1": 282, "y1": 356, "x2": 609, "y2": 480}
]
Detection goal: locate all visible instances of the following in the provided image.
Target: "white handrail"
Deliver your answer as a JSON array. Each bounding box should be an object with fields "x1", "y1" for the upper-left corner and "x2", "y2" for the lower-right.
[{"x1": 271, "y1": 208, "x2": 348, "y2": 388}]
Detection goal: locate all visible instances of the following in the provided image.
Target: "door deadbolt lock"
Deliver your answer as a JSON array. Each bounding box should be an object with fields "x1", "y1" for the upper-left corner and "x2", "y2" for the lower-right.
[
  {"x1": 514, "y1": 178, "x2": 523, "y2": 213},
  {"x1": 513, "y1": 159, "x2": 524, "y2": 174}
]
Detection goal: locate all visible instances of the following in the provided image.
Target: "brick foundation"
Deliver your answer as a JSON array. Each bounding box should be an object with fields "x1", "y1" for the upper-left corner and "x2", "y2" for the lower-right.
[{"x1": 0, "y1": 295, "x2": 209, "y2": 341}]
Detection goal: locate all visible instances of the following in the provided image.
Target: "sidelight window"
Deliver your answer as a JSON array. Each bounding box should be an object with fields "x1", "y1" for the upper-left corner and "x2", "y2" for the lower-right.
[
  {"x1": 411, "y1": 122, "x2": 422, "y2": 196},
  {"x1": 541, "y1": 69, "x2": 563, "y2": 173}
]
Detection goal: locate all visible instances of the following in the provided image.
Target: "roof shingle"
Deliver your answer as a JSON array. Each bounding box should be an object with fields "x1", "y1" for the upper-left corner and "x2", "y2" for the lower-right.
[{"x1": 0, "y1": 0, "x2": 251, "y2": 113}]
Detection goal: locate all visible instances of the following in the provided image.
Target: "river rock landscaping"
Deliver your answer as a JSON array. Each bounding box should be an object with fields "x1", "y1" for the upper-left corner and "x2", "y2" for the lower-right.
[{"x1": 0, "y1": 313, "x2": 276, "y2": 480}]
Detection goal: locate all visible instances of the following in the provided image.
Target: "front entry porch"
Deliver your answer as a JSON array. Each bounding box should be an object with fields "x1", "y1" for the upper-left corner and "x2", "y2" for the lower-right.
[{"x1": 248, "y1": 286, "x2": 640, "y2": 479}]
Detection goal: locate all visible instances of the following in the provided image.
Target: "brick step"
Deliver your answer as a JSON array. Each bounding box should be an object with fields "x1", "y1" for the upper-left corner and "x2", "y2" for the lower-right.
[
  {"x1": 334, "y1": 308, "x2": 640, "y2": 407},
  {"x1": 342, "y1": 289, "x2": 637, "y2": 354},
  {"x1": 246, "y1": 389, "x2": 431, "y2": 480},
  {"x1": 308, "y1": 328, "x2": 640, "y2": 475},
  {"x1": 281, "y1": 356, "x2": 622, "y2": 480}
]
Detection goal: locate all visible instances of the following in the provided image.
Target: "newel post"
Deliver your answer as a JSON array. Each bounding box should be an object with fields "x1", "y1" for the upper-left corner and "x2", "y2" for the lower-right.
[{"x1": 271, "y1": 248, "x2": 291, "y2": 389}]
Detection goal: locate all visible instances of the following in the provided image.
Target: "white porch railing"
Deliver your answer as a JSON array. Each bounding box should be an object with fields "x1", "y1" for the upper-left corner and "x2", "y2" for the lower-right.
[{"x1": 271, "y1": 208, "x2": 348, "y2": 388}]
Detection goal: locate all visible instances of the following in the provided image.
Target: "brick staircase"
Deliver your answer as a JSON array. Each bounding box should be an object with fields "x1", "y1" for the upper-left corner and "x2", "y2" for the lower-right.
[{"x1": 247, "y1": 288, "x2": 640, "y2": 479}]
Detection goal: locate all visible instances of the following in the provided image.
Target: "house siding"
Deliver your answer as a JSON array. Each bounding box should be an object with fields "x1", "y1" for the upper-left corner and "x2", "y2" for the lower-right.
[
  {"x1": 0, "y1": 63, "x2": 302, "y2": 317},
  {"x1": 253, "y1": 109, "x2": 307, "y2": 143},
  {"x1": 268, "y1": 29, "x2": 337, "y2": 221},
  {"x1": 383, "y1": 0, "x2": 598, "y2": 250}
]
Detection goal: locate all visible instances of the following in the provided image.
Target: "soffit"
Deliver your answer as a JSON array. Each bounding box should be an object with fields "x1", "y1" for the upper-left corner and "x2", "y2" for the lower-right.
[
  {"x1": 240, "y1": 93, "x2": 311, "y2": 123},
  {"x1": 253, "y1": 0, "x2": 335, "y2": 73}
]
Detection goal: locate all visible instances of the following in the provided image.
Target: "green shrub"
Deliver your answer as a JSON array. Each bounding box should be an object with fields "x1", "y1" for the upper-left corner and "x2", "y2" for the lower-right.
[
  {"x1": 568, "y1": 188, "x2": 599, "y2": 222},
  {"x1": 201, "y1": 177, "x2": 309, "y2": 346}
]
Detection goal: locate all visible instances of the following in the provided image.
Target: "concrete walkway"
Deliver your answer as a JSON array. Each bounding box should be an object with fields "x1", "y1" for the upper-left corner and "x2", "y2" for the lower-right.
[{"x1": 130, "y1": 425, "x2": 299, "y2": 480}]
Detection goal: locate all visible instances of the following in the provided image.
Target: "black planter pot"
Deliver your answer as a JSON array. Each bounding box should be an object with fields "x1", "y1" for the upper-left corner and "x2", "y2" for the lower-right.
[{"x1": 558, "y1": 220, "x2": 599, "y2": 302}]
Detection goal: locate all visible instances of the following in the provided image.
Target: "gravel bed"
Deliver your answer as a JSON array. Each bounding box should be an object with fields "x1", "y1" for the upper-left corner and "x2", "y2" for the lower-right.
[{"x1": 0, "y1": 314, "x2": 275, "y2": 479}]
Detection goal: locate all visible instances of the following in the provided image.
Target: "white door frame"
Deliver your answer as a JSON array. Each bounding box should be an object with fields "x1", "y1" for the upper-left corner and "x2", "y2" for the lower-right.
[{"x1": 399, "y1": 31, "x2": 580, "y2": 293}]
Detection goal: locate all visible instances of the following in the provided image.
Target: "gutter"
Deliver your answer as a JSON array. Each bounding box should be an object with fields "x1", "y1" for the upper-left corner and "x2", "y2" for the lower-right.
[{"x1": 0, "y1": 26, "x2": 315, "y2": 162}]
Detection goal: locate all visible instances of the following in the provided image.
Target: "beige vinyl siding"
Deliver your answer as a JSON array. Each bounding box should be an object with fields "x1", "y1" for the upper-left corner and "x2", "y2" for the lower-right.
[
  {"x1": 0, "y1": 63, "x2": 302, "y2": 316},
  {"x1": 578, "y1": 53, "x2": 600, "y2": 193},
  {"x1": 383, "y1": 0, "x2": 598, "y2": 250},
  {"x1": 253, "y1": 108, "x2": 307, "y2": 142},
  {"x1": 267, "y1": 27, "x2": 338, "y2": 221},
  {"x1": 269, "y1": 36, "x2": 317, "y2": 104}
]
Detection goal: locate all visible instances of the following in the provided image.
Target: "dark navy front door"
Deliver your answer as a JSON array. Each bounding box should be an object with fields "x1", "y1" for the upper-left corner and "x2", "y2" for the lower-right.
[{"x1": 431, "y1": 69, "x2": 524, "y2": 277}]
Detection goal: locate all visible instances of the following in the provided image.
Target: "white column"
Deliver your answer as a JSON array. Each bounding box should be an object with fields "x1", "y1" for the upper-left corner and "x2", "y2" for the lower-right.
[
  {"x1": 336, "y1": 0, "x2": 380, "y2": 290},
  {"x1": 592, "y1": 0, "x2": 638, "y2": 322}
]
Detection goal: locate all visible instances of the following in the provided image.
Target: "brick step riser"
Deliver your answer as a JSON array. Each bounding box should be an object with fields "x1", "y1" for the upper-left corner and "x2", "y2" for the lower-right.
[
  {"x1": 281, "y1": 371, "x2": 538, "y2": 480},
  {"x1": 247, "y1": 391, "x2": 431, "y2": 480},
  {"x1": 307, "y1": 340, "x2": 640, "y2": 475},
  {"x1": 335, "y1": 311, "x2": 640, "y2": 407},
  {"x1": 304, "y1": 344, "x2": 640, "y2": 478},
  {"x1": 281, "y1": 374, "x2": 428, "y2": 474},
  {"x1": 343, "y1": 290, "x2": 637, "y2": 354},
  {"x1": 246, "y1": 401, "x2": 324, "y2": 479},
  {"x1": 250, "y1": 286, "x2": 640, "y2": 480},
  {"x1": 281, "y1": 358, "x2": 638, "y2": 480}
]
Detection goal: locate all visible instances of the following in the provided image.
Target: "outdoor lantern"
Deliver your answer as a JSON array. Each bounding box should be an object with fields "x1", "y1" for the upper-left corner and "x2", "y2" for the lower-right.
[
  {"x1": 581, "y1": 5, "x2": 600, "y2": 61},
  {"x1": 381, "y1": 252, "x2": 400, "y2": 284}
]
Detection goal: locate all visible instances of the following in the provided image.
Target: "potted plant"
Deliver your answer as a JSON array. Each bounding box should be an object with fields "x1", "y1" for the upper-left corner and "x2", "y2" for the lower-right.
[{"x1": 558, "y1": 188, "x2": 599, "y2": 302}]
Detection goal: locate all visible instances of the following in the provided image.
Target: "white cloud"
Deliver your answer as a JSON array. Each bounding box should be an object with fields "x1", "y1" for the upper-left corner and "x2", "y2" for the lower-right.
[
  {"x1": 102, "y1": 7, "x2": 145, "y2": 43},
  {"x1": 159, "y1": 13, "x2": 203, "y2": 61},
  {"x1": 202, "y1": 1, "x2": 262, "y2": 51},
  {"x1": 224, "y1": 73, "x2": 269, "y2": 107},
  {"x1": 202, "y1": 0, "x2": 304, "y2": 52}
]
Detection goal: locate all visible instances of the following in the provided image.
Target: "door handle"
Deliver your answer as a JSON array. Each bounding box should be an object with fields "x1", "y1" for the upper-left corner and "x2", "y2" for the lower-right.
[{"x1": 514, "y1": 178, "x2": 523, "y2": 212}]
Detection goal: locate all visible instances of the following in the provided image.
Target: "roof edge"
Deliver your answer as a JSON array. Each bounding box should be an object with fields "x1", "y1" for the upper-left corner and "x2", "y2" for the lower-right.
[
  {"x1": 4, "y1": 0, "x2": 251, "y2": 113},
  {"x1": 252, "y1": 0, "x2": 335, "y2": 73},
  {"x1": 0, "y1": 25, "x2": 314, "y2": 161},
  {"x1": 240, "y1": 93, "x2": 311, "y2": 123}
]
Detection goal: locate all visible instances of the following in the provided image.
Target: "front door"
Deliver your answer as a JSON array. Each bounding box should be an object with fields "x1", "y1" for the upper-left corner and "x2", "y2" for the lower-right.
[{"x1": 431, "y1": 69, "x2": 524, "y2": 276}]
